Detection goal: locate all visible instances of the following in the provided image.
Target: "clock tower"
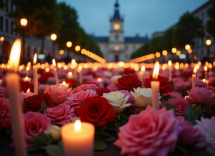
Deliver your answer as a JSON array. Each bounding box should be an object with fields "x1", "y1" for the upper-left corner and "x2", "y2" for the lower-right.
[{"x1": 109, "y1": 0, "x2": 124, "y2": 61}]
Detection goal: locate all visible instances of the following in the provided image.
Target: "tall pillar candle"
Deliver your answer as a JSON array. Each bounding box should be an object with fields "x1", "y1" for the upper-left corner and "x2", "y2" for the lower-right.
[
  {"x1": 33, "y1": 54, "x2": 38, "y2": 94},
  {"x1": 61, "y1": 120, "x2": 95, "y2": 156},
  {"x1": 53, "y1": 59, "x2": 59, "y2": 85},
  {"x1": 192, "y1": 67, "x2": 197, "y2": 89},
  {"x1": 151, "y1": 62, "x2": 160, "y2": 110},
  {"x1": 204, "y1": 66, "x2": 207, "y2": 80},
  {"x1": 168, "y1": 60, "x2": 172, "y2": 81},
  {"x1": 6, "y1": 39, "x2": 27, "y2": 156}
]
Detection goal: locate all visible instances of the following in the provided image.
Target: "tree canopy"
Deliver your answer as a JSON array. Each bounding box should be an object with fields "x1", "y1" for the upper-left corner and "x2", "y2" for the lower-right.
[{"x1": 206, "y1": 0, "x2": 215, "y2": 38}]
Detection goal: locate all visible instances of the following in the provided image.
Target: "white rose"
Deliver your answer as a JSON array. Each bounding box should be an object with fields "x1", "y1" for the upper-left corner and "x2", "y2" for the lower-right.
[
  {"x1": 44, "y1": 125, "x2": 61, "y2": 142},
  {"x1": 110, "y1": 75, "x2": 122, "y2": 85},
  {"x1": 103, "y1": 91, "x2": 131, "y2": 113},
  {"x1": 103, "y1": 71, "x2": 112, "y2": 78},
  {"x1": 131, "y1": 87, "x2": 160, "y2": 107},
  {"x1": 117, "y1": 67, "x2": 124, "y2": 74}
]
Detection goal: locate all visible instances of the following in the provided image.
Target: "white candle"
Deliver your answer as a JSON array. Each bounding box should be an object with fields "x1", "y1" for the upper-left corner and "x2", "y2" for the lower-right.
[
  {"x1": 192, "y1": 67, "x2": 197, "y2": 89},
  {"x1": 61, "y1": 120, "x2": 95, "y2": 156},
  {"x1": 78, "y1": 66, "x2": 82, "y2": 84},
  {"x1": 23, "y1": 76, "x2": 31, "y2": 83},
  {"x1": 53, "y1": 59, "x2": 59, "y2": 86},
  {"x1": 151, "y1": 62, "x2": 160, "y2": 110},
  {"x1": 6, "y1": 39, "x2": 27, "y2": 156},
  {"x1": 67, "y1": 72, "x2": 73, "y2": 79},
  {"x1": 26, "y1": 66, "x2": 30, "y2": 77},
  {"x1": 59, "y1": 81, "x2": 69, "y2": 88},
  {"x1": 139, "y1": 66, "x2": 145, "y2": 84},
  {"x1": 168, "y1": 60, "x2": 172, "y2": 81},
  {"x1": 204, "y1": 66, "x2": 207, "y2": 80},
  {"x1": 33, "y1": 54, "x2": 38, "y2": 94}
]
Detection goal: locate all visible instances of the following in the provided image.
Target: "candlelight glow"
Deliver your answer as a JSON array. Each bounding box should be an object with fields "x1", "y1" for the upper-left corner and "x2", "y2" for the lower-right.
[
  {"x1": 52, "y1": 59, "x2": 56, "y2": 67},
  {"x1": 66, "y1": 41, "x2": 72, "y2": 48},
  {"x1": 203, "y1": 79, "x2": 206, "y2": 82},
  {"x1": 20, "y1": 18, "x2": 27, "y2": 27},
  {"x1": 168, "y1": 60, "x2": 172, "y2": 67},
  {"x1": 185, "y1": 63, "x2": 189, "y2": 68},
  {"x1": 33, "y1": 53, "x2": 37, "y2": 64},
  {"x1": 176, "y1": 51, "x2": 181, "y2": 56},
  {"x1": 68, "y1": 72, "x2": 72, "y2": 76},
  {"x1": 78, "y1": 66, "x2": 82, "y2": 71},
  {"x1": 26, "y1": 66, "x2": 30, "y2": 71},
  {"x1": 71, "y1": 59, "x2": 76, "y2": 65},
  {"x1": 75, "y1": 45, "x2": 81, "y2": 52},
  {"x1": 97, "y1": 78, "x2": 102, "y2": 82},
  {"x1": 188, "y1": 49, "x2": 192, "y2": 53},
  {"x1": 155, "y1": 52, "x2": 160, "y2": 58},
  {"x1": 50, "y1": 34, "x2": 57, "y2": 41},
  {"x1": 63, "y1": 81, "x2": 65, "y2": 85},
  {"x1": 162, "y1": 50, "x2": 167, "y2": 56},
  {"x1": 74, "y1": 120, "x2": 81, "y2": 132},
  {"x1": 59, "y1": 50, "x2": 64, "y2": 55},
  {"x1": 9, "y1": 39, "x2": 21, "y2": 71},
  {"x1": 175, "y1": 63, "x2": 179, "y2": 70},
  {"x1": 27, "y1": 89, "x2": 30, "y2": 93},
  {"x1": 45, "y1": 68, "x2": 49, "y2": 72},
  {"x1": 172, "y1": 48, "x2": 177, "y2": 53},
  {"x1": 193, "y1": 67, "x2": 197, "y2": 74},
  {"x1": 119, "y1": 61, "x2": 124, "y2": 67},
  {"x1": 141, "y1": 66, "x2": 145, "y2": 72},
  {"x1": 204, "y1": 66, "x2": 207, "y2": 71},
  {"x1": 153, "y1": 62, "x2": 159, "y2": 80},
  {"x1": 185, "y1": 44, "x2": 191, "y2": 50},
  {"x1": 206, "y1": 39, "x2": 211, "y2": 46}
]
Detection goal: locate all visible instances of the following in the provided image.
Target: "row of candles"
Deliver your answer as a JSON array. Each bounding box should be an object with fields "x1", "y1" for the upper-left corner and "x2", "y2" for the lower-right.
[{"x1": 2, "y1": 39, "x2": 214, "y2": 156}]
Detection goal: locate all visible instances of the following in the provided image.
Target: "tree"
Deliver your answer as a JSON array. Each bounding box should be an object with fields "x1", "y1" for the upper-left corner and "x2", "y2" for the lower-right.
[
  {"x1": 148, "y1": 36, "x2": 163, "y2": 53},
  {"x1": 206, "y1": 0, "x2": 215, "y2": 38},
  {"x1": 173, "y1": 12, "x2": 204, "y2": 48},
  {"x1": 161, "y1": 28, "x2": 175, "y2": 51},
  {"x1": 8, "y1": 0, "x2": 63, "y2": 54}
]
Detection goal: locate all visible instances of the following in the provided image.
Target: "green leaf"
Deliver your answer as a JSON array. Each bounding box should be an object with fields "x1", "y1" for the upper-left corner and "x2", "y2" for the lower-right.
[
  {"x1": 27, "y1": 147, "x2": 40, "y2": 152},
  {"x1": 95, "y1": 136, "x2": 101, "y2": 141},
  {"x1": 184, "y1": 107, "x2": 199, "y2": 125},
  {"x1": 95, "y1": 131, "x2": 111, "y2": 137},
  {"x1": 44, "y1": 145, "x2": 63, "y2": 156},
  {"x1": 94, "y1": 140, "x2": 106, "y2": 150},
  {"x1": 33, "y1": 137, "x2": 47, "y2": 148},
  {"x1": 100, "y1": 136, "x2": 116, "y2": 142},
  {"x1": 163, "y1": 95, "x2": 174, "y2": 102},
  {"x1": 80, "y1": 100, "x2": 83, "y2": 106},
  {"x1": 57, "y1": 140, "x2": 63, "y2": 151},
  {"x1": 38, "y1": 101, "x2": 48, "y2": 113},
  {"x1": 170, "y1": 80, "x2": 174, "y2": 89},
  {"x1": 47, "y1": 81, "x2": 55, "y2": 85},
  {"x1": 165, "y1": 103, "x2": 176, "y2": 111}
]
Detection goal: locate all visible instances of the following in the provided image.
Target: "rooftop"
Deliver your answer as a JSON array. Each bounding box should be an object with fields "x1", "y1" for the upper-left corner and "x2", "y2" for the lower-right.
[{"x1": 92, "y1": 36, "x2": 149, "y2": 43}]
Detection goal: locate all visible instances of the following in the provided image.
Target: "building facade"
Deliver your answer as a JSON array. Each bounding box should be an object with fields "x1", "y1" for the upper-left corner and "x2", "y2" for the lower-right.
[
  {"x1": 92, "y1": 1, "x2": 149, "y2": 62},
  {"x1": 0, "y1": 0, "x2": 57, "y2": 63}
]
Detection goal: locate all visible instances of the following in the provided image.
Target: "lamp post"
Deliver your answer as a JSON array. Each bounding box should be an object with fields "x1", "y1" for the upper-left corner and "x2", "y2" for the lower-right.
[
  {"x1": 206, "y1": 39, "x2": 211, "y2": 62},
  {"x1": 20, "y1": 18, "x2": 27, "y2": 63},
  {"x1": 50, "y1": 33, "x2": 57, "y2": 57},
  {"x1": 172, "y1": 47, "x2": 177, "y2": 63},
  {"x1": 162, "y1": 50, "x2": 167, "y2": 63},
  {"x1": 185, "y1": 44, "x2": 191, "y2": 64},
  {"x1": 66, "y1": 41, "x2": 72, "y2": 57}
]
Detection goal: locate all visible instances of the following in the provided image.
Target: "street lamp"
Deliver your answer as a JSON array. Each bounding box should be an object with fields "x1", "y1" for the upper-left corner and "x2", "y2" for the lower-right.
[
  {"x1": 171, "y1": 48, "x2": 177, "y2": 63},
  {"x1": 185, "y1": 44, "x2": 191, "y2": 64},
  {"x1": 206, "y1": 39, "x2": 211, "y2": 62},
  {"x1": 20, "y1": 18, "x2": 27, "y2": 63},
  {"x1": 66, "y1": 41, "x2": 72, "y2": 56},
  {"x1": 50, "y1": 33, "x2": 57, "y2": 57},
  {"x1": 75, "y1": 45, "x2": 81, "y2": 52}
]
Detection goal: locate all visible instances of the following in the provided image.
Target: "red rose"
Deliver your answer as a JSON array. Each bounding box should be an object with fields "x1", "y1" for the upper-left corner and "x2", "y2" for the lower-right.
[
  {"x1": 20, "y1": 81, "x2": 34, "y2": 92},
  {"x1": 144, "y1": 75, "x2": 173, "y2": 94},
  {"x1": 117, "y1": 75, "x2": 142, "y2": 91},
  {"x1": 66, "y1": 79, "x2": 78, "y2": 87},
  {"x1": 123, "y1": 68, "x2": 136, "y2": 75},
  {"x1": 210, "y1": 105, "x2": 215, "y2": 118},
  {"x1": 96, "y1": 88, "x2": 111, "y2": 96},
  {"x1": 38, "y1": 68, "x2": 45, "y2": 75},
  {"x1": 38, "y1": 72, "x2": 54, "y2": 83},
  {"x1": 86, "y1": 70, "x2": 97, "y2": 78},
  {"x1": 181, "y1": 70, "x2": 193, "y2": 78},
  {"x1": 23, "y1": 93, "x2": 53, "y2": 112},
  {"x1": 76, "y1": 96, "x2": 115, "y2": 126},
  {"x1": 79, "y1": 82, "x2": 100, "y2": 88}
]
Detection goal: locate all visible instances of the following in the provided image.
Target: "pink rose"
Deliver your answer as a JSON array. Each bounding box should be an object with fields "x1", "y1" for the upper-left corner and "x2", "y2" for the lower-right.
[
  {"x1": 189, "y1": 78, "x2": 207, "y2": 88},
  {"x1": 45, "y1": 85, "x2": 72, "y2": 104},
  {"x1": 63, "y1": 89, "x2": 97, "y2": 109},
  {"x1": 205, "y1": 86, "x2": 215, "y2": 92},
  {"x1": 119, "y1": 90, "x2": 138, "y2": 112},
  {"x1": 165, "y1": 91, "x2": 183, "y2": 99},
  {"x1": 186, "y1": 87, "x2": 215, "y2": 105},
  {"x1": 47, "y1": 77, "x2": 65, "y2": 84},
  {"x1": 44, "y1": 104, "x2": 76, "y2": 125},
  {"x1": 72, "y1": 83, "x2": 99, "y2": 93},
  {"x1": 114, "y1": 106, "x2": 179, "y2": 156},
  {"x1": 167, "y1": 98, "x2": 191, "y2": 116},
  {"x1": 20, "y1": 91, "x2": 36, "y2": 104},
  {"x1": 38, "y1": 84, "x2": 49, "y2": 91},
  {"x1": 107, "y1": 83, "x2": 117, "y2": 91},
  {"x1": 0, "y1": 87, "x2": 6, "y2": 97},
  {"x1": 177, "y1": 116, "x2": 202, "y2": 145},
  {"x1": 172, "y1": 77, "x2": 184, "y2": 84},
  {"x1": 82, "y1": 75, "x2": 94, "y2": 82},
  {"x1": 0, "y1": 97, "x2": 11, "y2": 129}
]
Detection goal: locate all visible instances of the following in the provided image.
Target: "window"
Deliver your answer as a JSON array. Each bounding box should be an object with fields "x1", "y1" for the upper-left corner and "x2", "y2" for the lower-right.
[
  {"x1": 0, "y1": 17, "x2": 3, "y2": 31},
  {"x1": 5, "y1": 0, "x2": 8, "y2": 12},
  {"x1": 133, "y1": 45, "x2": 136, "y2": 50},
  {"x1": 114, "y1": 45, "x2": 119, "y2": 51},
  {"x1": 115, "y1": 34, "x2": 118, "y2": 40},
  {"x1": 10, "y1": 21, "x2": 13, "y2": 34},
  {"x1": 5, "y1": 19, "x2": 8, "y2": 33},
  {"x1": 104, "y1": 45, "x2": 108, "y2": 51},
  {"x1": 125, "y1": 45, "x2": 128, "y2": 50},
  {"x1": 11, "y1": 3, "x2": 13, "y2": 12}
]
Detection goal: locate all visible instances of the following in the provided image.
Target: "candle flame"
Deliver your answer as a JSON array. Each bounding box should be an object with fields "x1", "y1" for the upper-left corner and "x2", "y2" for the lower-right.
[
  {"x1": 97, "y1": 78, "x2": 102, "y2": 82},
  {"x1": 68, "y1": 72, "x2": 72, "y2": 76},
  {"x1": 153, "y1": 61, "x2": 159, "y2": 80},
  {"x1": 204, "y1": 66, "x2": 207, "y2": 71},
  {"x1": 141, "y1": 66, "x2": 145, "y2": 72},
  {"x1": 168, "y1": 60, "x2": 172, "y2": 67},
  {"x1": 9, "y1": 39, "x2": 21, "y2": 71},
  {"x1": 52, "y1": 59, "x2": 56, "y2": 67},
  {"x1": 63, "y1": 81, "x2": 65, "y2": 85},
  {"x1": 27, "y1": 89, "x2": 30, "y2": 93},
  {"x1": 33, "y1": 53, "x2": 37, "y2": 64},
  {"x1": 71, "y1": 59, "x2": 76, "y2": 64},
  {"x1": 203, "y1": 79, "x2": 206, "y2": 82},
  {"x1": 79, "y1": 66, "x2": 82, "y2": 71},
  {"x1": 74, "y1": 119, "x2": 81, "y2": 132},
  {"x1": 193, "y1": 67, "x2": 197, "y2": 74}
]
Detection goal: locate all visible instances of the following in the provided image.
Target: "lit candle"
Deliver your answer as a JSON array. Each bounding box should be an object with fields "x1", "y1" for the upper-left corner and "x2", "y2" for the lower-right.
[
  {"x1": 175, "y1": 62, "x2": 179, "y2": 76},
  {"x1": 61, "y1": 120, "x2": 95, "y2": 156},
  {"x1": 71, "y1": 59, "x2": 77, "y2": 80},
  {"x1": 33, "y1": 54, "x2": 38, "y2": 94},
  {"x1": 196, "y1": 65, "x2": 199, "y2": 78},
  {"x1": 168, "y1": 60, "x2": 172, "y2": 81},
  {"x1": 192, "y1": 67, "x2": 197, "y2": 89},
  {"x1": 204, "y1": 66, "x2": 207, "y2": 80},
  {"x1": 78, "y1": 66, "x2": 82, "y2": 84},
  {"x1": 59, "y1": 81, "x2": 69, "y2": 88},
  {"x1": 53, "y1": 59, "x2": 59, "y2": 86},
  {"x1": 97, "y1": 78, "x2": 102, "y2": 83},
  {"x1": 26, "y1": 66, "x2": 30, "y2": 77},
  {"x1": 0, "y1": 79, "x2": 2, "y2": 86},
  {"x1": 23, "y1": 76, "x2": 31, "y2": 83},
  {"x1": 151, "y1": 62, "x2": 160, "y2": 110},
  {"x1": 5, "y1": 39, "x2": 27, "y2": 156},
  {"x1": 67, "y1": 72, "x2": 73, "y2": 79},
  {"x1": 139, "y1": 66, "x2": 145, "y2": 84}
]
